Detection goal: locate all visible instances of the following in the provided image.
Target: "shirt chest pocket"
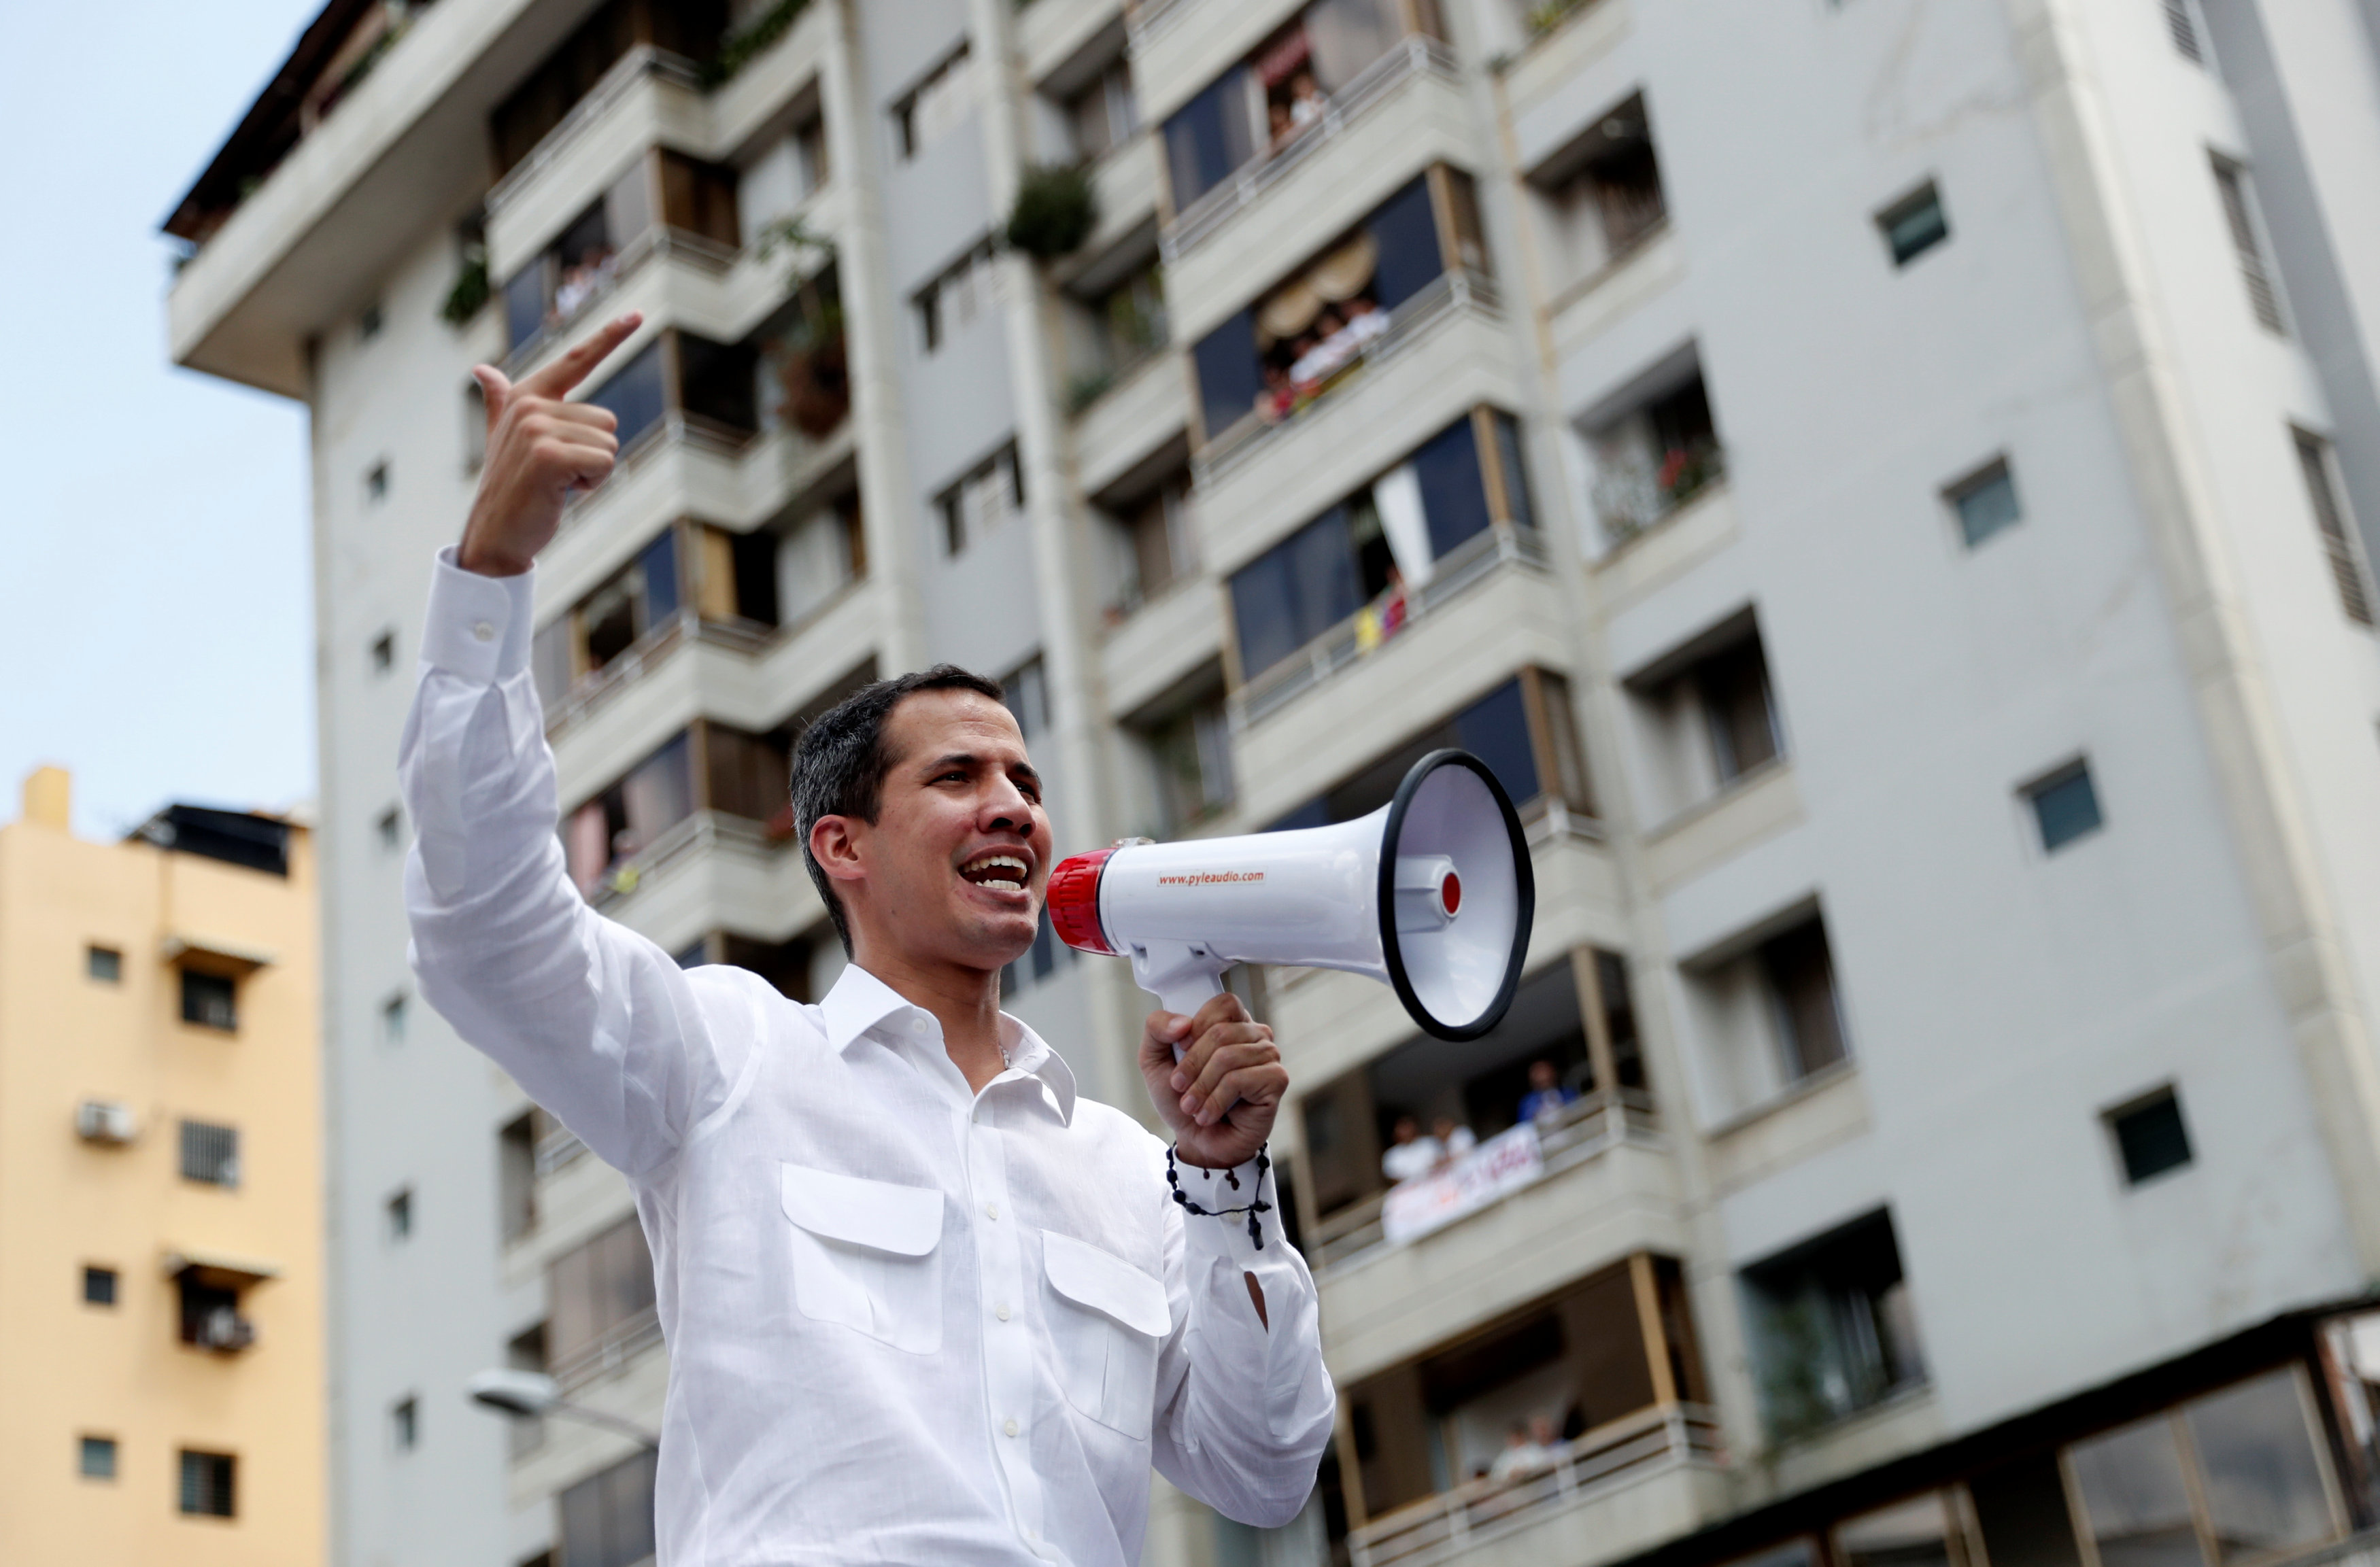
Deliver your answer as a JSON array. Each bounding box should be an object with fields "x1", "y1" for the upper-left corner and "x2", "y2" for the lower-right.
[
  {"x1": 1041, "y1": 1230, "x2": 1170, "y2": 1441},
  {"x1": 779, "y1": 1163, "x2": 945, "y2": 1356}
]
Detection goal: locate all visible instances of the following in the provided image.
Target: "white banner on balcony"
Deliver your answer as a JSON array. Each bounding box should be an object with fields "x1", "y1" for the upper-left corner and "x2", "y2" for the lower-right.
[{"x1": 1382, "y1": 1123, "x2": 1544, "y2": 1245}]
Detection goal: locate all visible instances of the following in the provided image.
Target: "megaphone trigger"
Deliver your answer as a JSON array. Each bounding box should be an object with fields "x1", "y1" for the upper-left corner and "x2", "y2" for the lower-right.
[{"x1": 1047, "y1": 748, "x2": 1535, "y2": 1044}]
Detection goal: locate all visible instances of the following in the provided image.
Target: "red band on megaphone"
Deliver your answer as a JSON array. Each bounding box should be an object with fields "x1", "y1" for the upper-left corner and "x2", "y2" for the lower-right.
[{"x1": 1047, "y1": 848, "x2": 1117, "y2": 955}]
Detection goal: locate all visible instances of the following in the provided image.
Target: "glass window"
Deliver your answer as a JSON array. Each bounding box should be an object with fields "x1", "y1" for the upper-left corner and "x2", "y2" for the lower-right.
[
  {"x1": 181, "y1": 969, "x2": 237, "y2": 1030},
  {"x1": 1231, "y1": 508, "x2": 1361, "y2": 678},
  {"x1": 80, "y1": 1435, "x2": 117, "y2": 1481},
  {"x1": 1952, "y1": 461, "x2": 2022, "y2": 549},
  {"x1": 178, "y1": 1449, "x2": 236, "y2": 1517},
  {"x1": 1367, "y1": 175, "x2": 1444, "y2": 311},
  {"x1": 1837, "y1": 1493, "x2": 1962, "y2": 1567},
  {"x1": 84, "y1": 1266, "x2": 118, "y2": 1306},
  {"x1": 586, "y1": 340, "x2": 667, "y2": 451},
  {"x1": 1495, "y1": 412, "x2": 1536, "y2": 531},
  {"x1": 549, "y1": 1216, "x2": 658, "y2": 1368},
  {"x1": 1763, "y1": 920, "x2": 1846, "y2": 1081},
  {"x1": 2187, "y1": 1372, "x2": 2336, "y2": 1563},
  {"x1": 2072, "y1": 1416, "x2": 2207, "y2": 1567},
  {"x1": 2111, "y1": 1090, "x2": 2193, "y2": 1186},
  {"x1": 1698, "y1": 638, "x2": 1780, "y2": 783},
  {"x1": 639, "y1": 531, "x2": 681, "y2": 624},
  {"x1": 1742, "y1": 1209, "x2": 1922, "y2": 1439},
  {"x1": 1454, "y1": 679, "x2": 1541, "y2": 809},
  {"x1": 2028, "y1": 763, "x2": 2103, "y2": 853},
  {"x1": 1163, "y1": 68, "x2": 1258, "y2": 208},
  {"x1": 1195, "y1": 305, "x2": 1265, "y2": 442},
  {"x1": 1411, "y1": 417, "x2": 1493, "y2": 560},
  {"x1": 1880, "y1": 182, "x2": 1950, "y2": 266},
  {"x1": 88, "y1": 945, "x2": 122, "y2": 982},
  {"x1": 561, "y1": 1449, "x2": 660, "y2": 1567}
]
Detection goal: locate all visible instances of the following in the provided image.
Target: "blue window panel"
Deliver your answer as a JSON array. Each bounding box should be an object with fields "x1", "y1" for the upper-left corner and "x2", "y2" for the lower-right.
[
  {"x1": 1366, "y1": 176, "x2": 1444, "y2": 311},
  {"x1": 586, "y1": 341, "x2": 667, "y2": 451},
  {"x1": 1954, "y1": 466, "x2": 2022, "y2": 548},
  {"x1": 1882, "y1": 184, "x2": 1950, "y2": 266},
  {"x1": 2113, "y1": 1091, "x2": 2192, "y2": 1184},
  {"x1": 1412, "y1": 417, "x2": 1493, "y2": 559},
  {"x1": 2030, "y1": 764, "x2": 2103, "y2": 852},
  {"x1": 1163, "y1": 69, "x2": 1256, "y2": 209},
  {"x1": 1193, "y1": 305, "x2": 1263, "y2": 443},
  {"x1": 1229, "y1": 508, "x2": 1360, "y2": 679},
  {"x1": 1454, "y1": 679, "x2": 1540, "y2": 807},
  {"x1": 505, "y1": 264, "x2": 547, "y2": 351},
  {"x1": 1495, "y1": 411, "x2": 1536, "y2": 531},
  {"x1": 638, "y1": 531, "x2": 680, "y2": 621}
]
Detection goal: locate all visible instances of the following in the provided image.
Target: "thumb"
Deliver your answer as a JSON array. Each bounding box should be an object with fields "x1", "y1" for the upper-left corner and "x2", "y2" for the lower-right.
[{"x1": 471, "y1": 365, "x2": 511, "y2": 436}]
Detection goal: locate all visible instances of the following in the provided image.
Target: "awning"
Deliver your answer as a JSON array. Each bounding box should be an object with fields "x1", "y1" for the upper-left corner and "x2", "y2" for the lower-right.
[
  {"x1": 160, "y1": 934, "x2": 277, "y2": 974},
  {"x1": 162, "y1": 1249, "x2": 282, "y2": 1288}
]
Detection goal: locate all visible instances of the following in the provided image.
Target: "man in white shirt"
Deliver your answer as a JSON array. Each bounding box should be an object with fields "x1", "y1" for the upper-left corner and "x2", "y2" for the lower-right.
[{"x1": 403, "y1": 315, "x2": 1336, "y2": 1564}]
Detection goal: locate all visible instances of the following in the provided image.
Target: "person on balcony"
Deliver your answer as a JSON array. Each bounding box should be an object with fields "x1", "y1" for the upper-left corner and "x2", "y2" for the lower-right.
[
  {"x1": 1487, "y1": 1421, "x2": 1556, "y2": 1485},
  {"x1": 1381, "y1": 1114, "x2": 1443, "y2": 1184},
  {"x1": 401, "y1": 314, "x2": 1336, "y2": 1567},
  {"x1": 1518, "y1": 1058, "x2": 1578, "y2": 1124},
  {"x1": 1431, "y1": 1115, "x2": 1477, "y2": 1171}
]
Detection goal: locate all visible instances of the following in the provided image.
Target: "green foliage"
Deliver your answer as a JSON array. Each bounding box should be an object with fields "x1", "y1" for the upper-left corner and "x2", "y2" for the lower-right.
[
  {"x1": 1064, "y1": 371, "x2": 1115, "y2": 415},
  {"x1": 1004, "y1": 165, "x2": 1099, "y2": 260},
  {"x1": 705, "y1": 0, "x2": 812, "y2": 87},
  {"x1": 1525, "y1": 0, "x2": 1590, "y2": 37},
  {"x1": 441, "y1": 246, "x2": 491, "y2": 327}
]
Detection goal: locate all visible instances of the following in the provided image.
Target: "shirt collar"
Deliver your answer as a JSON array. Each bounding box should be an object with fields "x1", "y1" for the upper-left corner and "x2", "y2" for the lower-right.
[{"x1": 819, "y1": 964, "x2": 1078, "y2": 1125}]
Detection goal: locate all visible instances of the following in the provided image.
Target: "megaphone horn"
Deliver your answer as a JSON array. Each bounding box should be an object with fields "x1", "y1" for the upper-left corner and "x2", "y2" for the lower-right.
[{"x1": 1047, "y1": 749, "x2": 1536, "y2": 1046}]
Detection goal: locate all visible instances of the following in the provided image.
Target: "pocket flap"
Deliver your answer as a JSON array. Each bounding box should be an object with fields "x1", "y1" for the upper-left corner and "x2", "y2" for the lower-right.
[
  {"x1": 779, "y1": 1163, "x2": 943, "y2": 1256},
  {"x1": 1042, "y1": 1230, "x2": 1170, "y2": 1337}
]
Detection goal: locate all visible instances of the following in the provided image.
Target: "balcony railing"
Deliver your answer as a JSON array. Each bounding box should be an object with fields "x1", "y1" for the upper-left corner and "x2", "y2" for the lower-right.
[
  {"x1": 588, "y1": 808, "x2": 791, "y2": 913},
  {"x1": 1197, "y1": 266, "x2": 1501, "y2": 487},
  {"x1": 558, "y1": 408, "x2": 760, "y2": 540},
  {"x1": 1232, "y1": 520, "x2": 1547, "y2": 730},
  {"x1": 1125, "y1": 0, "x2": 1202, "y2": 49},
  {"x1": 545, "y1": 582, "x2": 859, "y2": 745},
  {"x1": 551, "y1": 1305, "x2": 665, "y2": 1394},
  {"x1": 1348, "y1": 1402, "x2": 1724, "y2": 1567},
  {"x1": 1162, "y1": 35, "x2": 1459, "y2": 264},
  {"x1": 1309, "y1": 1087, "x2": 1656, "y2": 1268},
  {"x1": 486, "y1": 46, "x2": 705, "y2": 220},
  {"x1": 503, "y1": 224, "x2": 740, "y2": 377}
]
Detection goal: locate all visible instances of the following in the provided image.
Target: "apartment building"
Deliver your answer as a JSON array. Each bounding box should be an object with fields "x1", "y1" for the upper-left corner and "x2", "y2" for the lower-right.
[
  {"x1": 163, "y1": 0, "x2": 2380, "y2": 1565},
  {"x1": 0, "y1": 768, "x2": 322, "y2": 1562}
]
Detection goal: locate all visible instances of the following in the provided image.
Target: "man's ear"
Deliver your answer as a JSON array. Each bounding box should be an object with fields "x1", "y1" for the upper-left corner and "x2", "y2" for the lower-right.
[{"x1": 809, "y1": 814, "x2": 867, "y2": 885}]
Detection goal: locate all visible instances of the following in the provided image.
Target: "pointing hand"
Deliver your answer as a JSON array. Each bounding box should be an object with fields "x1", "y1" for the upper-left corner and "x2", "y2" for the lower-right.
[{"x1": 456, "y1": 312, "x2": 642, "y2": 577}]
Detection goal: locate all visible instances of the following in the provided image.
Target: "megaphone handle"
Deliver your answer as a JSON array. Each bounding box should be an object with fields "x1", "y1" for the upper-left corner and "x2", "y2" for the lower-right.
[{"x1": 1129, "y1": 942, "x2": 1231, "y2": 1062}]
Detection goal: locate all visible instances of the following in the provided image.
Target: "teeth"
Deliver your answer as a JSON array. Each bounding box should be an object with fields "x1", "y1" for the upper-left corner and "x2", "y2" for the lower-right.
[{"x1": 962, "y1": 853, "x2": 1029, "y2": 893}]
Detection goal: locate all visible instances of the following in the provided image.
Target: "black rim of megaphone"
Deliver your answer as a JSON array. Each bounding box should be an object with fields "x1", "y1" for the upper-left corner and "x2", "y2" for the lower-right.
[{"x1": 1376, "y1": 748, "x2": 1535, "y2": 1042}]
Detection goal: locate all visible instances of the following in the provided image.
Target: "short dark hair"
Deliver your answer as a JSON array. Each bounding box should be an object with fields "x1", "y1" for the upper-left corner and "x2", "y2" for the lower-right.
[{"x1": 792, "y1": 664, "x2": 1006, "y2": 956}]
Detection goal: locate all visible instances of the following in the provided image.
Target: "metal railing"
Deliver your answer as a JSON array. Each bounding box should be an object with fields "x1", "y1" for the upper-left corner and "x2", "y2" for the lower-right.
[
  {"x1": 556, "y1": 407, "x2": 762, "y2": 540},
  {"x1": 1125, "y1": 0, "x2": 1202, "y2": 50},
  {"x1": 1161, "y1": 35, "x2": 1459, "y2": 264},
  {"x1": 551, "y1": 1305, "x2": 665, "y2": 1394},
  {"x1": 1195, "y1": 266, "x2": 1500, "y2": 487},
  {"x1": 486, "y1": 46, "x2": 706, "y2": 218},
  {"x1": 587, "y1": 810, "x2": 791, "y2": 914},
  {"x1": 1310, "y1": 1087, "x2": 1657, "y2": 1267},
  {"x1": 544, "y1": 580, "x2": 860, "y2": 744},
  {"x1": 1232, "y1": 521, "x2": 1547, "y2": 729},
  {"x1": 503, "y1": 224, "x2": 739, "y2": 377},
  {"x1": 1348, "y1": 1403, "x2": 1724, "y2": 1567}
]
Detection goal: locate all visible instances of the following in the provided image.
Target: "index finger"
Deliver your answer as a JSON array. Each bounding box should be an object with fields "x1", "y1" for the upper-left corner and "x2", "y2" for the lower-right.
[{"x1": 520, "y1": 311, "x2": 643, "y2": 400}]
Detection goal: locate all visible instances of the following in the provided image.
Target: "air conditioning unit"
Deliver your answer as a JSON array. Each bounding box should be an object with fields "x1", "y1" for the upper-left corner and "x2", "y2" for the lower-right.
[
  {"x1": 75, "y1": 1100, "x2": 137, "y2": 1145},
  {"x1": 196, "y1": 1307, "x2": 257, "y2": 1352}
]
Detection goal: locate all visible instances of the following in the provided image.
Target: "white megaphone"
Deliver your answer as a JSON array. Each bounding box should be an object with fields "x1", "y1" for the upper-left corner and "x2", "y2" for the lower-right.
[{"x1": 1047, "y1": 749, "x2": 1535, "y2": 1042}]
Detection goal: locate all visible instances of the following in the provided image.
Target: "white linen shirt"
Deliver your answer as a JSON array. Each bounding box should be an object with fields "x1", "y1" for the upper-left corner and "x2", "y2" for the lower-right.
[{"x1": 399, "y1": 551, "x2": 1334, "y2": 1566}]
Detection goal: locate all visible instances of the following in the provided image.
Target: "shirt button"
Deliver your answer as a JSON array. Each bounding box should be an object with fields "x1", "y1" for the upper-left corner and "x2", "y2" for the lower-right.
[
  {"x1": 471, "y1": 620, "x2": 496, "y2": 643},
  {"x1": 1004, "y1": 1418, "x2": 1020, "y2": 1438},
  {"x1": 996, "y1": 1302, "x2": 1011, "y2": 1322},
  {"x1": 985, "y1": 1202, "x2": 1000, "y2": 1220}
]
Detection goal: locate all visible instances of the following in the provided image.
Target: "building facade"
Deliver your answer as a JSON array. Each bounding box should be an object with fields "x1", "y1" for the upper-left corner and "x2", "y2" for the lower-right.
[
  {"x1": 165, "y1": 1, "x2": 2380, "y2": 1566},
  {"x1": 0, "y1": 768, "x2": 322, "y2": 1561}
]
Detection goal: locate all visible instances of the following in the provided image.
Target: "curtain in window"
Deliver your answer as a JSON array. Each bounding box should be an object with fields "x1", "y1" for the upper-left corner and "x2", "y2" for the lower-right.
[
  {"x1": 1305, "y1": 0, "x2": 1401, "y2": 92},
  {"x1": 1230, "y1": 508, "x2": 1360, "y2": 678},
  {"x1": 1366, "y1": 176, "x2": 1444, "y2": 312}
]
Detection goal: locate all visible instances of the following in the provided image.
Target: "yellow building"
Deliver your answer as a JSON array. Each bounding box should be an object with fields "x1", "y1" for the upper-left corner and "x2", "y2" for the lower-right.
[{"x1": 0, "y1": 767, "x2": 322, "y2": 1564}]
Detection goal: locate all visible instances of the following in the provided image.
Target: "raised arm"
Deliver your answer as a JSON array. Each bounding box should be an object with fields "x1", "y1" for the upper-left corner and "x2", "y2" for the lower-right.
[{"x1": 402, "y1": 314, "x2": 756, "y2": 1177}]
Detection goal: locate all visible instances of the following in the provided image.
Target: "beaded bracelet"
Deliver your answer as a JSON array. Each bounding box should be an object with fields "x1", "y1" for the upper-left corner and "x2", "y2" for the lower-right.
[{"x1": 1165, "y1": 1146, "x2": 1272, "y2": 1250}]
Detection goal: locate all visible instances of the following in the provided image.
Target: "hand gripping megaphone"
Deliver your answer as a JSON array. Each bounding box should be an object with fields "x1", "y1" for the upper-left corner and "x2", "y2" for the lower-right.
[{"x1": 1047, "y1": 750, "x2": 1535, "y2": 1042}]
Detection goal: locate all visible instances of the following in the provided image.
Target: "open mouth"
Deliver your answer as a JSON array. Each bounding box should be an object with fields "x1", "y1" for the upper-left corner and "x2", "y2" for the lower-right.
[{"x1": 957, "y1": 852, "x2": 1033, "y2": 895}]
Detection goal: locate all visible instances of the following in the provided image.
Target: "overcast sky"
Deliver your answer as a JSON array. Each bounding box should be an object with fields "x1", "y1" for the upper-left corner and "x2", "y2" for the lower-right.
[{"x1": 0, "y1": 0, "x2": 324, "y2": 840}]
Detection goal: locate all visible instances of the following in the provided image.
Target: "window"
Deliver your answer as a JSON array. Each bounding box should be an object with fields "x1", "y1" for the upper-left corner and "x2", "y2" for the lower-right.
[
  {"x1": 917, "y1": 239, "x2": 1002, "y2": 354},
  {"x1": 1586, "y1": 362, "x2": 1724, "y2": 542},
  {"x1": 1160, "y1": 0, "x2": 1408, "y2": 209},
  {"x1": 1762, "y1": 919, "x2": 1847, "y2": 1082},
  {"x1": 794, "y1": 114, "x2": 830, "y2": 196},
  {"x1": 531, "y1": 528, "x2": 685, "y2": 708},
  {"x1": 392, "y1": 1396, "x2": 419, "y2": 1451},
  {"x1": 1699, "y1": 637, "x2": 1780, "y2": 785},
  {"x1": 896, "y1": 46, "x2": 974, "y2": 158},
  {"x1": 500, "y1": 1112, "x2": 538, "y2": 1244},
  {"x1": 2109, "y1": 1086, "x2": 2194, "y2": 1185},
  {"x1": 1742, "y1": 1209, "x2": 1924, "y2": 1439},
  {"x1": 938, "y1": 445, "x2": 1022, "y2": 553},
  {"x1": 2211, "y1": 157, "x2": 2286, "y2": 334},
  {"x1": 178, "y1": 1449, "x2": 236, "y2": 1517},
  {"x1": 500, "y1": 158, "x2": 662, "y2": 352},
  {"x1": 360, "y1": 303, "x2": 383, "y2": 339},
  {"x1": 1107, "y1": 471, "x2": 1195, "y2": 614},
  {"x1": 560, "y1": 1449, "x2": 660, "y2": 1567},
  {"x1": 84, "y1": 1266, "x2": 118, "y2": 1307},
  {"x1": 381, "y1": 991, "x2": 407, "y2": 1044},
  {"x1": 549, "y1": 1216, "x2": 658, "y2": 1371},
  {"x1": 180, "y1": 1120, "x2": 240, "y2": 1187},
  {"x1": 377, "y1": 806, "x2": 403, "y2": 850},
  {"x1": 2024, "y1": 759, "x2": 2103, "y2": 852},
  {"x1": 1534, "y1": 93, "x2": 1667, "y2": 287},
  {"x1": 1191, "y1": 170, "x2": 1480, "y2": 443},
  {"x1": 506, "y1": 1322, "x2": 551, "y2": 1459},
  {"x1": 87, "y1": 945, "x2": 122, "y2": 983},
  {"x1": 562, "y1": 729, "x2": 703, "y2": 895},
  {"x1": 80, "y1": 1435, "x2": 118, "y2": 1481},
  {"x1": 181, "y1": 969, "x2": 237, "y2": 1031},
  {"x1": 1067, "y1": 55, "x2": 1140, "y2": 160},
  {"x1": 1002, "y1": 656, "x2": 1049, "y2": 743},
  {"x1": 2293, "y1": 430, "x2": 2373, "y2": 626},
  {"x1": 2165, "y1": 0, "x2": 2206, "y2": 64},
  {"x1": 386, "y1": 1186, "x2": 413, "y2": 1241},
  {"x1": 1149, "y1": 695, "x2": 1236, "y2": 832},
  {"x1": 1228, "y1": 409, "x2": 1525, "y2": 681},
  {"x1": 2069, "y1": 1370, "x2": 2341, "y2": 1567},
  {"x1": 583, "y1": 337, "x2": 669, "y2": 450},
  {"x1": 1877, "y1": 181, "x2": 1950, "y2": 266},
  {"x1": 1947, "y1": 458, "x2": 2022, "y2": 549},
  {"x1": 1835, "y1": 1492, "x2": 1985, "y2": 1567},
  {"x1": 371, "y1": 630, "x2": 395, "y2": 672},
  {"x1": 465, "y1": 377, "x2": 488, "y2": 472},
  {"x1": 366, "y1": 461, "x2": 390, "y2": 502}
]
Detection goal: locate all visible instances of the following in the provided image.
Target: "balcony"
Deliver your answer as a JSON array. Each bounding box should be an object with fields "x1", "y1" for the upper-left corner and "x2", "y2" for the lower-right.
[
  {"x1": 1103, "y1": 576, "x2": 1225, "y2": 721},
  {"x1": 486, "y1": 47, "x2": 711, "y2": 268},
  {"x1": 1198, "y1": 280, "x2": 1521, "y2": 581},
  {"x1": 1348, "y1": 1405, "x2": 1727, "y2": 1567},
  {"x1": 1076, "y1": 348, "x2": 1191, "y2": 496},
  {"x1": 589, "y1": 810, "x2": 823, "y2": 956}
]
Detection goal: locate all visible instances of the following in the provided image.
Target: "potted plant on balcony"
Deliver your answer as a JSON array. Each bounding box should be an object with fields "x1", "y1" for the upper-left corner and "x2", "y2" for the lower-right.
[
  {"x1": 757, "y1": 217, "x2": 849, "y2": 436},
  {"x1": 1005, "y1": 163, "x2": 1099, "y2": 260}
]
